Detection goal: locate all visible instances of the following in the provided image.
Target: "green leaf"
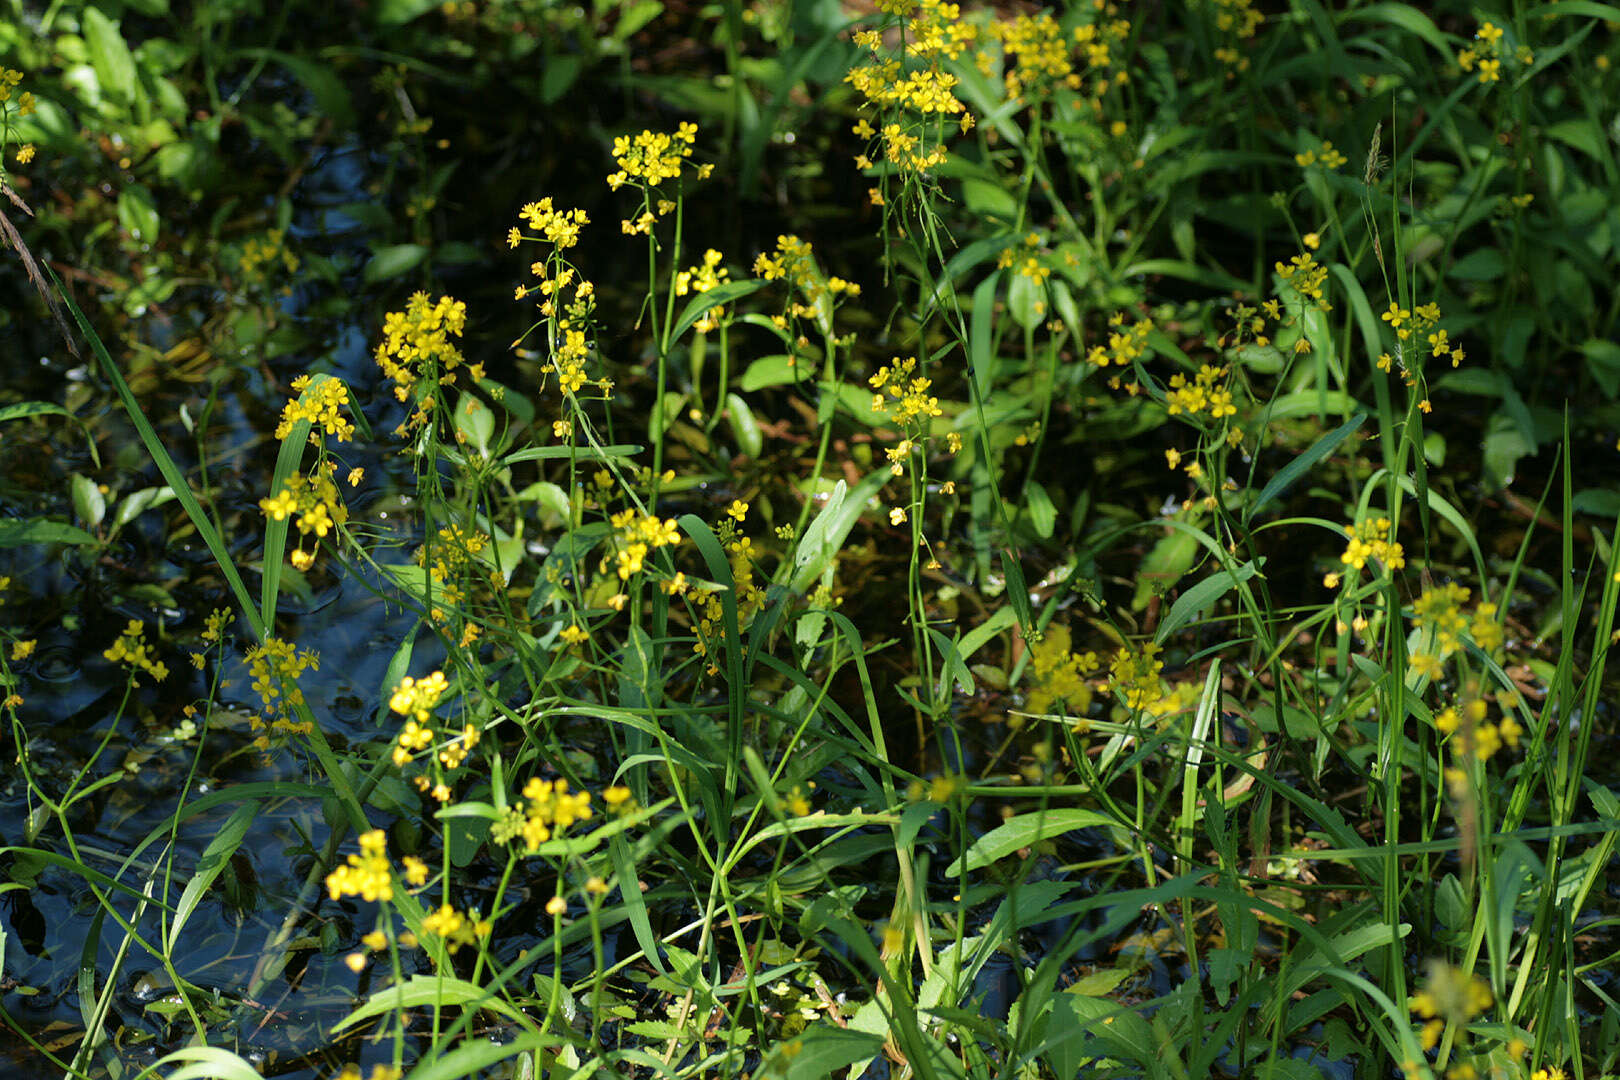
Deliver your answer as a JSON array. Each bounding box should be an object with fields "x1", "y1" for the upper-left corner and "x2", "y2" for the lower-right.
[
  {"x1": 141, "y1": 1047, "x2": 264, "y2": 1080},
  {"x1": 1339, "y1": 4, "x2": 1451, "y2": 58},
  {"x1": 234, "y1": 49, "x2": 356, "y2": 130},
  {"x1": 71, "y1": 473, "x2": 106, "y2": 531},
  {"x1": 501, "y1": 443, "x2": 643, "y2": 465},
  {"x1": 363, "y1": 244, "x2": 428, "y2": 284},
  {"x1": 760, "y1": 1025, "x2": 886, "y2": 1079},
  {"x1": 669, "y1": 279, "x2": 764, "y2": 343},
  {"x1": 453, "y1": 391, "x2": 496, "y2": 457},
  {"x1": 1248, "y1": 413, "x2": 1366, "y2": 519},
  {"x1": 1580, "y1": 339, "x2": 1620, "y2": 399},
  {"x1": 740, "y1": 354, "x2": 807, "y2": 392},
  {"x1": 1447, "y1": 247, "x2": 1506, "y2": 282},
  {"x1": 401, "y1": 1034, "x2": 561, "y2": 1080},
  {"x1": 166, "y1": 803, "x2": 257, "y2": 953},
  {"x1": 1547, "y1": 118, "x2": 1610, "y2": 164},
  {"x1": 1482, "y1": 412, "x2": 1534, "y2": 490},
  {"x1": 112, "y1": 486, "x2": 176, "y2": 531},
  {"x1": 789, "y1": 469, "x2": 889, "y2": 594},
  {"x1": 947, "y1": 809, "x2": 1116, "y2": 874},
  {"x1": 373, "y1": 0, "x2": 439, "y2": 24},
  {"x1": 541, "y1": 54, "x2": 585, "y2": 103},
  {"x1": 82, "y1": 7, "x2": 138, "y2": 105},
  {"x1": 1132, "y1": 528, "x2": 1199, "y2": 611},
  {"x1": 117, "y1": 185, "x2": 160, "y2": 245},
  {"x1": 725, "y1": 393, "x2": 763, "y2": 458},
  {"x1": 0, "y1": 401, "x2": 75, "y2": 425},
  {"x1": 1156, "y1": 559, "x2": 1263, "y2": 644},
  {"x1": 1024, "y1": 479, "x2": 1056, "y2": 538},
  {"x1": 0, "y1": 518, "x2": 97, "y2": 550},
  {"x1": 1007, "y1": 269, "x2": 1046, "y2": 330},
  {"x1": 332, "y1": 973, "x2": 541, "y2": 1034}
]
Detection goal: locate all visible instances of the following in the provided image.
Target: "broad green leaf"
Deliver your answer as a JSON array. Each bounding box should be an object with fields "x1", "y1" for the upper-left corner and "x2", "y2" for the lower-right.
[
  {"x1": 72, "y1": 473, "x2": 106, "y2": 531},
  {"x1": 0, "y1": 518, "x2": 95, "y2": 550},
  {"x1": 403, "y1": 1033, "x2": 561, "y2": 1080},
  {"x1": 725, "y1": 392, "x2": 763, "y2": 458},
  {"x1": 1156, "y1": 559, "x2": 1264, "y2": 644},
  {"x1": 143, "y1": 1047, "x2": 264, "y2": 1080},
  {"x1": 373, "y1": 0, "x2": 439, "y2": 23},
  {"x1": 113, "y1": 486, "x2": 176, "y2": 531},
  {"x1": 1007, "y1": 269, "x2": 1045, "y2": 330},
  {"x1": 453, "y1": 391, "x2": 496, "y2": 457},
  {"x1": 1132, "y1": 528, "x2": 1199, "y2": 611},
  {"x1": 789, "y1": 469, "x2": 888, "y2": 594},
  {"x1": 235, "y1": 48, "x2": 356, "y2": 130},
  {"x1": 1339, "y1": 4, "x2": 1451, "y2": 58},
  {"x1": 669, "y1": 279, "x2": 764, "y2": 343},
  {"x1": 166, "y1": 802, "x2": 257, "y2": 953},
  {"x1": 1249, "y1": 412, "x2": 1366, "y2": 518},
  {"x1": 82, "y1": 7, "x2": 138, "y2": 104},
  {"x1": 947, "y1": 809, "x2": 1116, "y2": 874},
  {"x1": 1025, "y1": 478, "x2": 1056, "y2": 538},
  {"x1": 363, "y1": 243, "x2": 428, "y2": 284},
  {"x1": 759, "y1": 1024, "x2": 884, "y2": 1079},
  {"x1": 0, "y1": 402, "x2": 74, "y2": 424},
  {"x1": 740, "y1": 354, "x2": 806, "y2": 392},
  {"x1": 333, "y1": 973, "x2": 540, "y2": 1034},
  {"x1": 117, "y1": 185, "x2": 160, "y2": 245},
  {"x1": 501, "y1": 443, "x2": 643, "y2": 465}
]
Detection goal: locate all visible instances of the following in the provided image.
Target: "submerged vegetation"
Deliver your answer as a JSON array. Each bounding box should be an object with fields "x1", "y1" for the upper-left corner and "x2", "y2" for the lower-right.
[{"x1": 1, "y1": 0, "x2": 1619, "y2": 1077}]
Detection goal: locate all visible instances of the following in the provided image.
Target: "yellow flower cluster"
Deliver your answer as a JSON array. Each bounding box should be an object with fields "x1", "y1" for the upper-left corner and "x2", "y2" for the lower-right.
[
  {"x1": 1334, "y1": 516, "x2": 1405, "y2": 576},
  {"x1": 1166, "y1": 364, "x2": 1238, "y2": 420},
  {"x1": 375, "y1": 292, "x2": 471, "y2": 407},
  {"x1": 1024, "y1": 623, "x2": 1099, "y2": 718},
  {"x1": 1086, "y1": 313, "x2": 1154, "y2": 368},
  {"x1": 1294, "y1": 140, "x2": 1348, "y2": 169},
  {"x1": 412, "y1": 523, "x2": 490, "y2": 623},
  {"x1": 606, "y1": 123, "x2": 702, "y2": 190},
  {"x1": 1108, "y1": 643, "x2": 1165, "y2": 711},
  {"x1": 325, "y1": 829, "x2": 398, "y2": 903},
  {"x1": 245, "y1": 637, "x2": 318, "y2": 748},
  {"x1": 847, "y1": 52, "x2": 967, "y2": 117},
  {"x1": 275, "y1": 374, "x2": 355, "y2": 443},
  {"x1": 753, "y1": 235, "x2": 859, "y2": 330},
  {"x1": 1210, "y1": 0, "x2": 1263, "y2": 42},
  {"x1": 603, "y1": 510, "x2": 681, "y2": 581},
  {"x1": 390, "y1": 670, "x2": 449, "y2": 724},
  {"x1": 868, "y1": 356, "x2": 943, "y2": 428},
  {"x1": 675, "y1": 248, "x2": 731, "y2": 333},
  {"x1": 489, "y1": 776, "x2": 596, "y2": 852},
  {"x1": 238, "y1": 229, "x2": 299, "y2": 283},
  {"x1": 0, "y1": 68, "x2": 37, "y2": 141},
  {"x1": 333, "y1": 1064, "x2": 403, "y2": 1080},
  {"x1": 420, "y1": 902, "x2": 492, "y2": 954},
  {"x1": 260, "y1": 466, "x2": 349, "y2": 570},
  {"x1": 1409, "y1": 582, "x2": 1502, "y2": 663},
  {"x1": 1274, "y1": 252, "x2": 1329, "y2": 312},
  {"x1": 104, "y1": 620, "x2": 169, "y2": 684},
  {"x1": 846, "y1": 4, "x2": 977, "y2": 180},
  {"x1": 1409, "y1": 961, "x2": 1492, "y2": 1052},
  {"x1": 514, "y1": 197, "x2": 589, "y2": 250},
  {"x1": 1435, "y1": 696, "x2": 1522, "y2": 763},
  {"x1": 1458, "y1": 21, "x2": 1527, "y2": 85},
  {"x1": 692, "y1": 536, "x2": 766, "y2": 673}
]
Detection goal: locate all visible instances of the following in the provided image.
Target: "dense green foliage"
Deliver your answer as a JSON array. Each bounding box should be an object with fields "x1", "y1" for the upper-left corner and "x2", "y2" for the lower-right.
[{"x1": 1, "y1": 1, "x2": 1619, "y2": 1078}]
